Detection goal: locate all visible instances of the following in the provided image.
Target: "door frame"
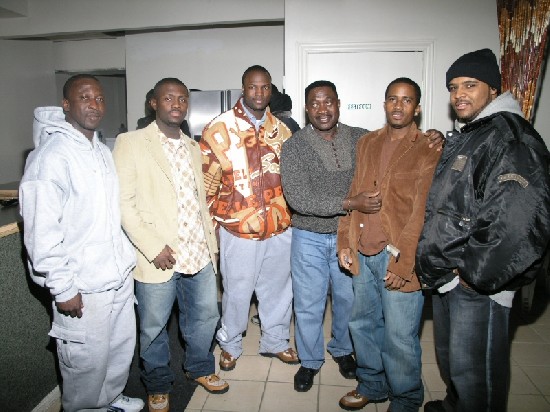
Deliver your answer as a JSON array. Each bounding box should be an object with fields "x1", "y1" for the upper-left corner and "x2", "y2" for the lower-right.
[{"x1": 296, "y1": 41, "x2": 435, "y2": 130}]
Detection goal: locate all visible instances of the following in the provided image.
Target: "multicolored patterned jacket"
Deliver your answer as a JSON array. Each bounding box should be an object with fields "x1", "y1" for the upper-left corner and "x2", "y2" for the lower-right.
[{"x1": 200, "y1": 99, "x2": 293, "y2": 240}]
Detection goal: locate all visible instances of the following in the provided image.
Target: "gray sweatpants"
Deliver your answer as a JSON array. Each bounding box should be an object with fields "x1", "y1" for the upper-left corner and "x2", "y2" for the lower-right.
[
  {"x1": 49, "y1": 274, "x2": 136, "y2": 412},
  {"x1": 216, "y1": 227, "x2": 293, "y2": 357}
]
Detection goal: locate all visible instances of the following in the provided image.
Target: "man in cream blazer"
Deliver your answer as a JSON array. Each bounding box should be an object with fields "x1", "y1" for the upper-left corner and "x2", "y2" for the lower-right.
[{"x1": 113, "y1": 78, "x2": 228, "y2": 412}]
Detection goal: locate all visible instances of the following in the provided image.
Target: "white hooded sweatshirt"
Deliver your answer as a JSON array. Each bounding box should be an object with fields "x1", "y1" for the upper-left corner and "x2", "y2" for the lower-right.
[{"x1": 20, "y1": 107, "x2": 136, "y2": 303}]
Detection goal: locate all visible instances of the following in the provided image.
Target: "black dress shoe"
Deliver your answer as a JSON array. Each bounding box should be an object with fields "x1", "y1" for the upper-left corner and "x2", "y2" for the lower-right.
[
  {"x1": 294, "y1": 366, "x2": 318, "y2": 392},
  {"x1": 333, "y1": 354, "x2": 356, "y2": 379},
  {"x1": 424, "y1": 400, "x2": 445, "y2": 412}
]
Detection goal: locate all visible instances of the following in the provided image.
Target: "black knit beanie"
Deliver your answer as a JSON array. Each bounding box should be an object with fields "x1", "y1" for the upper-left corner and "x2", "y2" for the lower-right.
[
  {"x1": 270, "y1": 84, "x2": 293, "y2": 112},
  {"x1": 446, "y1": 48, "x2": 501, "y2": 92}
]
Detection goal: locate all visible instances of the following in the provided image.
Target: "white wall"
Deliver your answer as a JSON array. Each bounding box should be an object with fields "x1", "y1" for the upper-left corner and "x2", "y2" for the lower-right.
[
  {"x1": 53, "y1": 37, "x2": 125, "y2": 72},
  {"x1": 55, "y1": 73, "x2": 127, "y2": 142},
  {"x1": 284, "y1": 0, "x2": 500, "y2": 132},
  {"x1": 125, "y1": 25, "x2": 284, "y2": 130},
  {"x1": 0, "y1": 0, "x2": 284, "y2": 38},
  {"x1": 1, "y1": 0, "x2": 549, "y2": 183},
  {"x1": 0, "y1": 40, "x2": 56, "y2": 183},
  {"x1": 534, "y1": 58, "x2": 550, "y2": 149}
]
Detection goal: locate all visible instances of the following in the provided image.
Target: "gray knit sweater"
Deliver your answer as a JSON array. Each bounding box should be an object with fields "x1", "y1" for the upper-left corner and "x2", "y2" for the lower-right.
[{"x1": 280, "y1": 123, "x2": 367, "y2": 234}]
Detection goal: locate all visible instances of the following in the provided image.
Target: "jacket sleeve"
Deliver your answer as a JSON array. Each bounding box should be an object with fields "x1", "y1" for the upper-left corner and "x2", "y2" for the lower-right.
[
  {"x1": 461, "y1": 140, "x2": 550, "y2": 292},
  {"x1": 112, "y1": 134, "x2": 166, "y2": 261},
  {"x1": 281, "y1": 138, "x2": 347, "y2": 217},
  {"x1": 20, "y1": 176, "x2": 79, "y2": 303},
  {"x1": 337, "y1": 139, "x2": 366, "y2": 253},
  {"x1": 199, "y1": 127, "x2": 223, "y2": 217},
  {"x1": 388, "y1": 148, "x2": 440, "y2": 281}
]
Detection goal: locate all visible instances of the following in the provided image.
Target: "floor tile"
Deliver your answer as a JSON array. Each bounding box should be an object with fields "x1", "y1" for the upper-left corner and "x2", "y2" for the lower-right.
[
  {"x1": 267, "y1": 358, "x2": 302, "y2": 383},
  {"x1": 507, "y1": 394, "x2": 550, "y2": 412},
  {"x1": 185, "y1": 385, "x2": 209, "y2": 410},
  {"x1": 521, "y1": 366, "x2": 550, "y2": 395},
  {"x1": 511, "y1": 324, "x2": 546, "y2": 343},
  {"x1": 509, "y1": 365, "x2": 540, "y2": 394},
  {"x1": 218, "y1": 354, "x2": 271, "y2": 382},
  {"x1": 420, "y1": 340, "x2": 437, "y2": 364},
  {"x1": 184, "y1": 286, "x2": 550, "y2": 411},
  {"x1": 419, "y1": 319, "x2": 434, "y2": 342},
  {"x1": 318, "y1": 385, "x2": 362, "y2": 412},
  {"x1": 511, "y1": 342, "x2": 550, "y2": 366},
  {"x1": 260, "y1": 381, "x2": 318, "y2": 412},
  {"x1": 202, "y1": 380, "x2": 265, "y2": 412},
  {"x1": 421, "y1": 363, "x2": 446, "y2": 393}
]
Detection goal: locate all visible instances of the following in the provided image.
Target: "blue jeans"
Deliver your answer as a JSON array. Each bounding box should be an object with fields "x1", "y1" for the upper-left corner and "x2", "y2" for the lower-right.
[
  {"x1": 432, "y1": 285, "x2": 510, "y2": 412},
  {"x1": 135, "y1": 263, "x2": 219, "y2": 394},
  {"x1": 352, "y1": 251, "x2": 424, "y2": 412},
  {"x1": 291, "y1": 228, "x2": 354, "y2": 370}
]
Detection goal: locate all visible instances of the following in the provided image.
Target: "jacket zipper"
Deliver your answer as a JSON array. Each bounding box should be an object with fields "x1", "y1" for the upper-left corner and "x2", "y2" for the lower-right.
[
  {"x1": 255, "y1": 129, "x2": 267, "y2": 238},
  {"x1": 436, "y1": 209, "x2": 471, "y2": 227}
]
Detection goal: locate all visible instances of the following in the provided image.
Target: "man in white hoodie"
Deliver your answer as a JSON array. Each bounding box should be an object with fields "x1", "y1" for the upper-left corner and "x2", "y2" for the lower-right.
[{"x1": 19, "y1": 74, "x2": 144, "y2": 412}]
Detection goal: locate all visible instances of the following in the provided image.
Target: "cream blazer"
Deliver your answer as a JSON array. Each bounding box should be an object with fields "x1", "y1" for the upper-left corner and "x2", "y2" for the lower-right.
[{"x1": 112, "y1": 122, "x2": 218, "y2": 283}]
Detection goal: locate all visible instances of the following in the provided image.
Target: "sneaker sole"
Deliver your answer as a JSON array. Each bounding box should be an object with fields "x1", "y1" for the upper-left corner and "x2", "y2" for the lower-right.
[
  {"x1": 260, "y1": 353, "x2": 299, "y2": 364},
  {"x1": 201, "y1": 385, "x2": 229, "y2": 394},
  {"x1": 219, "y1": 362, "x2": 236, "y2": 371},
  {"x1": 339, "y1": 397, "x2": 387, "y2": 411},
  {"x1": 339, "y1": 401, "x2": 368, "y2": 411}
]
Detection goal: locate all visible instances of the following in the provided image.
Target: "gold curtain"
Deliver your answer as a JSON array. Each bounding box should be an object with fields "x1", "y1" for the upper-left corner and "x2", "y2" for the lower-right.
[{"x1": 498, "y1": 0, "x2": 550, "y2": 122}]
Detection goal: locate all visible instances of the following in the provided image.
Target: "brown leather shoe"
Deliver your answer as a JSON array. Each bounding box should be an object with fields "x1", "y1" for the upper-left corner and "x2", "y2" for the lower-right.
[
  {"x1": 339, "y1": 390, "x2": 370, "y2": 410},
  {"x1": 219, "y1": 349, "x2": 237, "y2": 371},
  {"x1": 261, "y1": 347, "x2": 299, "y2": 364},
  {"x1": 195, "y1": 373, "x2": 229, "y2": 394},
  {"x1": 148, "y1": 393, "x2": 169, "y2": 412}
]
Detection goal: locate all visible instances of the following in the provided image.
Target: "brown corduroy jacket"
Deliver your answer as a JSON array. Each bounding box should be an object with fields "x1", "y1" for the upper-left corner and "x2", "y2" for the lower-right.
[{"x1": 337, "y1": 124, "x2": 441, "y2": 292}]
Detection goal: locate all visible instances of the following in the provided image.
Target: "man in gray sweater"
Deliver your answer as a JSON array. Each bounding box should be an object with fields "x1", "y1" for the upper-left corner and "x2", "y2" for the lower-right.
[{"x1": 281, "y1": 80, "x2": 443, "y2": 393}]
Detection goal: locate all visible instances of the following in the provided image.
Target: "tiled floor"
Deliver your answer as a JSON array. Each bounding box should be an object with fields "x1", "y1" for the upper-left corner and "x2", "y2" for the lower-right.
[{"x1": 185, "y1": 284, "x2": 550, "y2": 412}]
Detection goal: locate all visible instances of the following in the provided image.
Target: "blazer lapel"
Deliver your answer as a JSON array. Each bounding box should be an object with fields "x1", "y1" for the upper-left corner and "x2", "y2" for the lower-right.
[
  {"x1": 382, "y1": 126, "x2": 418, "y2": 181},
  {"x1": 144, "y1": 128, "x2": 174, "y2": 187}
]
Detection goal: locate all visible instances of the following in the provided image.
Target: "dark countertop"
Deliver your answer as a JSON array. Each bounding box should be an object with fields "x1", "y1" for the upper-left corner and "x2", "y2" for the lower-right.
[
  {"x1": 0, "y1": 181, "x2": 21, "y2": 237},
  {"x1": 0, "y1": 202, "x2": 21, "y2": 237}
]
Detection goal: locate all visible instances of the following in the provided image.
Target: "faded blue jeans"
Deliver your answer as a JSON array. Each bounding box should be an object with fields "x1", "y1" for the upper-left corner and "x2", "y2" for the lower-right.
[
  {"x1": 291, "y1": 228, "x2": 354, "y2": 370},
  {"x1": 351, "y1": 250, "x2": 424, "y2": 412},
  {"x1": 135, "y1": 263, "x2": 219, "y2": 394},
  {"x1": 432, "y1": 284, "x2": 510, "y2": 412}
]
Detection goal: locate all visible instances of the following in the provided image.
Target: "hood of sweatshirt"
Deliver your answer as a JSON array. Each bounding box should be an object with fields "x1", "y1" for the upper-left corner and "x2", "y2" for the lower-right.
[
  {"x1": 33, "y1": 106, "x2": 96, "y2": 148},
  {"x1": 455, "y1": 91, "x2": 524, "y2": 131}
]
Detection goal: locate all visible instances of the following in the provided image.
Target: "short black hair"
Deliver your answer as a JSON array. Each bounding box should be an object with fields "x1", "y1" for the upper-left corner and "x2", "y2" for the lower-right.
[
  {"x1": 305, "y1": 80, "x2": 338, "y2": 103},
  {"x1": 153, "y1": 78, "x2": 188, "y2": 99},
  {"x1": 63, "y1": 74, "x2": 100, "y2": 99},
  {"x1": 385, "y1": 77, "x2": 421, "y2": 102},
  {"x1": 144, "y1": 89, "x2": 155, "y2": 116},
  {"x1": 242, "y1": 65, "x2": 271, "y2": 86}
]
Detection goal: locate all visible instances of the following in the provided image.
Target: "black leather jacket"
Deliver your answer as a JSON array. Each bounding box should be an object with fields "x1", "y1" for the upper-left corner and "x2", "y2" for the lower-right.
[{"x1": 416, "y1": 110, "x2": 550, "y2": 293}]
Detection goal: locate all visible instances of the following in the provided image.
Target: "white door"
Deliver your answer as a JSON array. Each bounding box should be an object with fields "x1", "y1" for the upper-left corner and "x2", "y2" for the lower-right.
[{"x1": 303, "y1": 45, "x2": 430, "y2": 132}]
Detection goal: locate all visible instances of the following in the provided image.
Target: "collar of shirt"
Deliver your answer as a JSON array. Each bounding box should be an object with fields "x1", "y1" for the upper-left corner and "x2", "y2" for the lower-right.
[
  {"x1": 155, "y1": 121, "x2": 184, "y2": 145},
  {"x1": 240, "y1": 97, "x2": 267, "y2": 131}
]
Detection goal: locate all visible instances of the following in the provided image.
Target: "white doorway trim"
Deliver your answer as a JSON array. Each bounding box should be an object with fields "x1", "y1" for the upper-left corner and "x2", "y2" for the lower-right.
[{"x1": 296, "y1": 41, "x2": 435, "y2": 130}]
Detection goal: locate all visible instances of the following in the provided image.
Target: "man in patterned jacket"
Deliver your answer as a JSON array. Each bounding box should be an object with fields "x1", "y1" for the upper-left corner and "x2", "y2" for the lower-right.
[{"x1": 200, "y1": 65, "x2": 299, "y2": 372}]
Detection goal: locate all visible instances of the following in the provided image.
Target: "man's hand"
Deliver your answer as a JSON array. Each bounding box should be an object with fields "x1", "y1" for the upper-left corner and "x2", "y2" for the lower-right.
[
  {"x1": 425, "y1": 129, "x2": 445, "y2": 151},
  {"x1": 347, "y1": 191, "x2": 382, "y2": 214},
  {"x1": 56, "y1": 293, "x2": 84, "y2": 318},
  {"x1": 384, "y1": 271, "x2": 406, "y2": 290},
  {"x1": 338, "y1": 248, "x2": 353, "y2": 270},
  {"x1": 153, "y1": 245, "x2": 176, "y2": 270}
]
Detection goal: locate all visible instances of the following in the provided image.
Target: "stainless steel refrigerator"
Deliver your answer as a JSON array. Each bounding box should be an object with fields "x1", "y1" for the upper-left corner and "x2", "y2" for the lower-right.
[{"x1": 187, "y1": 89, "x2": 242, "y2": 141}]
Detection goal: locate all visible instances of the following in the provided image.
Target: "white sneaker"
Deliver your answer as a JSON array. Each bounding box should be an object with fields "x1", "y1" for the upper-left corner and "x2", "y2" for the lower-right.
[{"x1": 110, "y1": 394, "x2": 145, "y2": 412}]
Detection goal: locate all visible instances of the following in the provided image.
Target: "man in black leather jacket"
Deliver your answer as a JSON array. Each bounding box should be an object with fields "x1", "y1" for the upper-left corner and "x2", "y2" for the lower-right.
[{"x1": 416, "y1": 49, "x2": 550, "y2": 412}]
